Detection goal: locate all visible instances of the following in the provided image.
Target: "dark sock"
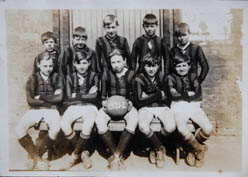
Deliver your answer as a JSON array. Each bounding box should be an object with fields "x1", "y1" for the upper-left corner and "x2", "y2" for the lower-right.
[
  {"x1": 74, "y1": 136, "x2": 88, "y2": 155},
  {"x1": 148, "y1": 132, "x2": 162, "y2": 150},
  {"x1": 100, "y1": 130, "x2": 116, "y2": 155},
  {"x1": 36, "y1": 133, "x2": 54, "y2": 158},
  {"x1": 18, "y1": 134, "x2": 38, "y2": 160},
  {"x1": 195, "y1": 128, "x2": 209, "y2": 144},
  {"x1": 117, "y1": 129, "x2": 133, "y2": 157}
]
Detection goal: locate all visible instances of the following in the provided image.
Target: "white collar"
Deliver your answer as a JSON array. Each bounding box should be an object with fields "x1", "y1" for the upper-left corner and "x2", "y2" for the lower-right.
[
  {"x1": 116, "y1": 67, "x2": 128, "y2": 77},
  {"x1": 177, "y1": 42, "x2": 190, "y2": 50},
  {"x1": 40, "y1": 72, "x2": 49, "y2": 81}
]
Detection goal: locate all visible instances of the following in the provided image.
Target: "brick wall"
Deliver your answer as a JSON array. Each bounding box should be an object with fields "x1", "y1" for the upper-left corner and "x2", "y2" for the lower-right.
[
  {"x1": 6, "y1": 9, "x2": 243, "y2": 137},
  {"x1": 180, "y1": 9, "x2": 242, "y2": 136},
  {"x1": 6, "y1": 10, "x2": 54, "y2": 137}
]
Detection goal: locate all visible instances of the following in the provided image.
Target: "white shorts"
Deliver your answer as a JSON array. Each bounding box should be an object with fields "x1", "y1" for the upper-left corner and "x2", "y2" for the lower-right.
[
  {"x1": 142, "y1": 107, "x2": 170, "y2": 118},
  {"x1": 171, "y1": 101, "x2": 202, "y2": 118}
]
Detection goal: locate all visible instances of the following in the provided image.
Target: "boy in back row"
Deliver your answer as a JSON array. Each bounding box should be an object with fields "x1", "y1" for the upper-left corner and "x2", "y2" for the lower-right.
[
  {"x1": 95, "y1": 14, "x2": 131, "y2": 73},
  {"x1": 131, "y1": 14, "x2": 170, "y2": 74}
]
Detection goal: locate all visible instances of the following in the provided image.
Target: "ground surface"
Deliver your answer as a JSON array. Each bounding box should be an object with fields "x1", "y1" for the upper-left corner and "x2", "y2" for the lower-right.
[{"x1": 9, "y1": 131, "x2": 242, "y2": 175}]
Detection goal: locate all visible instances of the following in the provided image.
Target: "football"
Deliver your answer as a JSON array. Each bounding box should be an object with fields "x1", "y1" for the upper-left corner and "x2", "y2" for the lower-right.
[{"x1": 105, "y1": 95, "x2": 129, "y2": 117}]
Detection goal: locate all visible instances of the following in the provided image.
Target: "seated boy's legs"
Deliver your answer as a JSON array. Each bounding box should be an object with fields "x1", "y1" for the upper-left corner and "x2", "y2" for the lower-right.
[
  {"x1": 138, "y1": 107, "x2": 167, "y2": 168},
  {"x1": 95, "y1": 108, "x2": 117, "y2": 166},
  {"x1": 190, "y1": 105, "x2": 212, "y2": 161},
  {"x1": 60, "y1": 105, "x2": 97, "y2": 169},
  {"x1": 35, "y1": 109, "x2": 61, "y2": 163},
  {"x1": 95, "y1": 107, "x2": 138, "y2": 169},
  {"x1": 117, "y1": 107, "x2": 138, "y2": 159},
  {"x1": 16, "y1": 109, "x2": 60, "y2": 170},
  {"x1": 154, "y1": 107, "x2": 176, "y2": 136},
  {"x1": 172, "y1": 102, "x2": 208, "y2": 166}
]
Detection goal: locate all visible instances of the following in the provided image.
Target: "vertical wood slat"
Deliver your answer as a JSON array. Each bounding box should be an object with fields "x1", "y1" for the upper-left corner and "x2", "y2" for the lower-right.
[{"x1": 52, "y1": 10, "x2": 60, "y2": 50}]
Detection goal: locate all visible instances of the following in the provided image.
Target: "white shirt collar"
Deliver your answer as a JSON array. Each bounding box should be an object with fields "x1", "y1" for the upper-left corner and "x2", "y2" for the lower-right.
[
  {"x1": 177, "y1": 42, "x2": 190, "y2": 50},
  {"x1": 40, "y1": 72, "x2": 49, "y2": 81}
]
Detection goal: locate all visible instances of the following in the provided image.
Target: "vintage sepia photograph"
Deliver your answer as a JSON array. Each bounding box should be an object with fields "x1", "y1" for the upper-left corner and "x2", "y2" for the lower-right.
[{"x1": 0, "y1": 0, "x2": 248, "y2": 176}]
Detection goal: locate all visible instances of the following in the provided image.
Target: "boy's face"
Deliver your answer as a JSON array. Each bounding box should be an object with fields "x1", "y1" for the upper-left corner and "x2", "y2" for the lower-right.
[
  {"x1": 176, "y1": 31, "x2": 190, "y2": 46},
  {"x1": 143, "y1": 24, "x2": 157, "y2": 37},
  {"x1": 73, "y1": 59, "x2": 91, "y2": 74},
  {"x1": 110, "y1": 55, "x2": 126, "y2": 73},
  {"x1": 43, "y1": 38, "x2": 55, "y2": 52},
  {"x1": 144, "y1": 63, "x2": 159, "y2": 78},
  {"x1": 175, "y1": 62, "x2": 191, "y2": 76},
  {"x1": 38, "y1": 59, "x2": 54, "y2": 76},
  {"x1": 104, "y1": 23, "x2": 118, "y2": 38},
  {"x1": 73, "y1": 35, "x2": 87, "y2": 49}
]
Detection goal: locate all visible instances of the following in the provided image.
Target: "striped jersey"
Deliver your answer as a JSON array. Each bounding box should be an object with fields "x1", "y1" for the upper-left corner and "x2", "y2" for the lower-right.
[{"x1": 95, "y1": 35, "x2": 131, "y2": 73}]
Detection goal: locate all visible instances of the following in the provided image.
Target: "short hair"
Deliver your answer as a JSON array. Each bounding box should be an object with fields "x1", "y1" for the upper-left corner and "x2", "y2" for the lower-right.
[
  {"x1": 73, "y1": 26, "x2": 88, "y2": 39},
  {"x1": 143, "y1": 53, "x2": 161, "y2": 67},
  {"x1": 174, "y1": 23, "x2": 190, "y2": 37},
  {"x1": 103, "y1": 14, "x2": 119, "y2": 27},
  {"x1": 172, "y1": 53, "x2": 191, "y2": 67},
  {"x1": 37, "y1": 51, "x2": 54, "y2": 64},
  {"x1": 143, "y1": 14, "x2": 158, "y2": 25},
  {"x1": 108, "y1": 49, "x2": 125, "y2": 61},
  {"x1": 41, "y1": 31, "x2": 57, "y2": 43},
  {"x1": 73, "y1": 51, "x2": 91, "y2": 64}
]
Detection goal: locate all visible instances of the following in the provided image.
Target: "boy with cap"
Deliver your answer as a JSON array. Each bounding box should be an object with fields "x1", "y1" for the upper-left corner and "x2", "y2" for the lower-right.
[
  {"x1": 133, "y1": 53, "x2": 176, "y2": 168},
  {"x1": 59, "y1": 26, "x2": 100, "y2": 83},
  {"x1": 166, "y1": 52, "x2": 212, "y2": 167},
  {"x1": 95, "y1": 14, "x2": 131, "y2": 73},
  {"x1": 16, "y1": 52, "x2": 63, "y2": 170},
  {"x1": 60, "y1": 51, "x2": 99, "y2": 170},
  {"x1": 170, "y1": 22, "x2": 209, "y2": 84},
  {"x1": 130, "y1": 14, "x2": 170, "y2": 74}
]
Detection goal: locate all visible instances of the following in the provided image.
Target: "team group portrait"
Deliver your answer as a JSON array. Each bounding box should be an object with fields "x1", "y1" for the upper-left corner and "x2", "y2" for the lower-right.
[{"x1": 6, "y1": 8, "x2": 242, "y2": 173}]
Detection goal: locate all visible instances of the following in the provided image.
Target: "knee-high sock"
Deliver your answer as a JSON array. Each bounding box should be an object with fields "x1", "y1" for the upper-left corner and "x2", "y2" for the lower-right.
[
  {"x1": 100, "y1": 130, "x2": 116, "y2": 155},
  {"x1": 117, "y1": 129, "x2": 133, "y2": 157}
]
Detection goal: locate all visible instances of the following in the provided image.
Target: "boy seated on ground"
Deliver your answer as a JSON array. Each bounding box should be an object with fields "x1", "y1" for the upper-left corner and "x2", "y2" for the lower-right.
[
  {"x1": 59, "y1": 51, "x2": 99, "y2": 170},
  {"x1": 133, "y1": 53, "x2": 176, "y2": 168},
  {"x1": 95, "y1": 49, "x2": 138, "y2": 170},
  {"x1": 16, "y1": 52, "x2": 63, "y2": 170},
  {"x1": 166, "y1": 53, "x2": 212, "y2": 167}
]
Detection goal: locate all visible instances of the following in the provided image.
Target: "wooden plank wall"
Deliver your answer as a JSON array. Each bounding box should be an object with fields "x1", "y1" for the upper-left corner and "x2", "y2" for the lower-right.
[{"x1": 70, "y1": 9, "x2": 163, "y2": 50}]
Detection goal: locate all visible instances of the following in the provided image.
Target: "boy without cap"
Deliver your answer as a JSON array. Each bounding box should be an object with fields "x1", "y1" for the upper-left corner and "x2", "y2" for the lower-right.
[
  {"x1": 131, "y1": 14, "x2": 170, "y2": 74},
  {"x1": 95, "y1": 14, "x2": 131, "y2": 73},
  {"x1": 95, "y1": 49, "x2": 138, "y2": 170},
  {"x1": 166, "y1": 53, "x2": 212, "y2": 167},
  {"x1": 59, "y1": 27, "x2": 100, "y2": 83},
  {"x1": 170, "y1": 22, "x2": 209, "y2": 84},
  {"x1": 60, "y1": 51, "x2": 99, "y2": 170},
  {"x1": 33, "y1": 31, "x2": 60, "y2": 74},
  {"x1": 133, "y1": 53, "x2": 176, "y2": 168},
  {"x1": 16, "y1": 52, "x2": 63, "y2": 170}
]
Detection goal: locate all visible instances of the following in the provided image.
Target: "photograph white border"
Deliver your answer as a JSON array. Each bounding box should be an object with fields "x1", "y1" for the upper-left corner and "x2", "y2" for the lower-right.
[{"x1": 0, "y1": 0, "x2": 248, "y2": 176}]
